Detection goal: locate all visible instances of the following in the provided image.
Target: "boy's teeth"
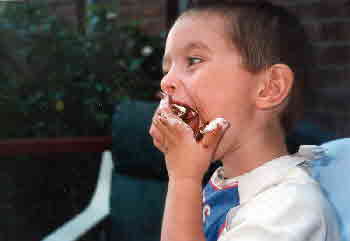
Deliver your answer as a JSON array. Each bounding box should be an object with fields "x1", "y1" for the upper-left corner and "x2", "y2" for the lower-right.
[
  {"x1": 171, "y1": 104, "x2": 187, "y2": 116},
  {"x1": 170, "y1": 103, "x2": 199, "y2": 129}
]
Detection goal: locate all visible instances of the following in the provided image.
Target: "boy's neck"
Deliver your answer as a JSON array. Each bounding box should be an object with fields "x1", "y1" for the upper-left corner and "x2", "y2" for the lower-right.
[{"x1": 221, "y1": 124, "x2": 289, "y2": 179}]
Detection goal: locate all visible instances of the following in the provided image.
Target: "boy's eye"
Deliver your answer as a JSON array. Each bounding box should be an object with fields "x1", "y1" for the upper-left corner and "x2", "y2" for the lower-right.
[{"x1": 187, "y1": 57, "x2": 202, "y2": 66}]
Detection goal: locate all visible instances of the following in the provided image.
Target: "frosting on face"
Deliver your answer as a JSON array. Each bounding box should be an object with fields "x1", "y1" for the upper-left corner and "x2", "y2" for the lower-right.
[{"x1": 200, "y1": 118, "x2": 229, "y2": 134}]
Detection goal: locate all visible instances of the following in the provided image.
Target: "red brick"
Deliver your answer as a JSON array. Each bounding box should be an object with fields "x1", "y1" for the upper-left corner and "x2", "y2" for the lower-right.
[
  {"x1": 314, "y1": 46, "x2": 350, "y2": 66},
  {"x1": 318, "y1": 2, "x2": 350, "y2": 18},
  {"x1": 303, "y1": 22, "x2": 322, "y2": 42},
  {"x1": 119, "y1": 0, "x2": 166, "y2": 34},
  {"x1": 322, "y1": 22, "x2": 350, "y2": 41},
  {"x1": 285, "y1": 4, "x2": 321, "y2": 19},
  {"x1": 55, "y1": 4, "x2": 77, "y2": 24},
  {"x1": 303, "y1": 22, "x2": 350, "y2": 42}
]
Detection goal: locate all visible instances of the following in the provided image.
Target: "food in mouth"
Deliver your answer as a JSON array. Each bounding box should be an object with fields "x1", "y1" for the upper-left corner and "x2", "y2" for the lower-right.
[
  {"x1": 170, "y1": 103, "x2": 207, "y2": 141},
  {"x1": 170, "y1": 103, "x2": 198, "y2": 124},
  {"x1": 170, "y1": 104, "x2": 187, "y2": 119},
  {"x1": 165, "y1": 94, "x2": 226, "y2": 141},
  {"x1": 167, "y1": 100, "x2": 229, "y2": 142}
]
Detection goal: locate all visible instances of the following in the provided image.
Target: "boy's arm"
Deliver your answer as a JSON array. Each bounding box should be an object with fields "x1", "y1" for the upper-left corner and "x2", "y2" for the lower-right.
[
  {"x1": 161, "y1": 178, "x2": 205, "y2": 241},
  {"x1": 149, "y1": 97, "x2": 229, "y2": 241}
]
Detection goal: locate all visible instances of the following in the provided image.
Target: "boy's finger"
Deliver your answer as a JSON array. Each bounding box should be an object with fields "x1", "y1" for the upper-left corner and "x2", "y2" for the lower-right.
[
  {"x1": 159, "y1": 112, "x2": 194, "y2": 139},
  {"x1": 201, "y1": 118, "x2": 230, "y2": 149},
  {"x1": 153, "y1": 137, "x2": 167, "y2": 153},
  {"x1": 151, "y1": 117, "x2": 169, "y2": 152},
  {"x1": 157, "y1": 94, "x2": 172, "y2": 114}
]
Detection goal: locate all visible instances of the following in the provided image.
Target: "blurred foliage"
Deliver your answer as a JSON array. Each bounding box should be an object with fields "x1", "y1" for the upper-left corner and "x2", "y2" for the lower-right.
[{"x1": 0, "y1": 1, "x2": 164, "y2": 138}]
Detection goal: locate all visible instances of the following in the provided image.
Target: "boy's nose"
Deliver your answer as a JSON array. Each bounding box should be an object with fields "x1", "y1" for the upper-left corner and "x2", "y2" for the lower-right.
[{"x1": 160, "y1": 73, "x2": 177, "y2": 96}]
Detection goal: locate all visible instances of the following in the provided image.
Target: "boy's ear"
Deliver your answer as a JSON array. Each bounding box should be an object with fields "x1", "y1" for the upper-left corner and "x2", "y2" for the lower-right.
[{"x1": 255, "y1": 64, "x2": 294, "y2": 110}]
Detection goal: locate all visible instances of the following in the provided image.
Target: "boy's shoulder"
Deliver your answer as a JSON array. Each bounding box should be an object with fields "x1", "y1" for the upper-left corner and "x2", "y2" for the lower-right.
[
  {"x1": 211, "y1": 147, "x2": 341, "y2": 240},
  {"x1": 208, "y1": 145, "x2": 329, "y2": 210},
  {"x1": 248, "y1": 166, "x2": 324, "y2": 209},
  {"x1": 238, "y1": 158, "x2": 326, "y2": 211},
  {"x1": 221, "y1": 167, "x2": 340, "y2": 241}
]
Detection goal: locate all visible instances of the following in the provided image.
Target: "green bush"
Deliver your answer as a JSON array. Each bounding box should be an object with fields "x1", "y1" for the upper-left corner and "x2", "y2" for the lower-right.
[{"x1": 0, "y1": 1, "x2": 164, "y2": 138}]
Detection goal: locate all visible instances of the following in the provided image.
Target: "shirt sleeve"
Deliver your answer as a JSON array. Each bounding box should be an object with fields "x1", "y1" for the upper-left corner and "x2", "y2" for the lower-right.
[{"x1": 218, "y1": 182, "x2": 329, "y2": 241}]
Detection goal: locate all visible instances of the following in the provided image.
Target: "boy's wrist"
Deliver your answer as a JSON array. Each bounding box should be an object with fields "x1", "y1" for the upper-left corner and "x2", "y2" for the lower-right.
[{"x1": 168, "y1": 175, "x2": 203, "y2": 188}]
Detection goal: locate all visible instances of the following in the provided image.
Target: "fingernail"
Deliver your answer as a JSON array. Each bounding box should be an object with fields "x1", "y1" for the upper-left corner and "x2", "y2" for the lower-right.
[
  {"x1": 157, "y1": 115, "x2": 164, "y2": 122},
  {"x1": 160, "y1": 112, "x2": 168, "y2": 119}
]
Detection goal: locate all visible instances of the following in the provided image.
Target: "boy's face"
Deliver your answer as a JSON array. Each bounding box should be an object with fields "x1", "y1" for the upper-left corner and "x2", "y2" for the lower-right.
[{"x1": 161, "y1": 13, "x2": 260, "y2": 158}]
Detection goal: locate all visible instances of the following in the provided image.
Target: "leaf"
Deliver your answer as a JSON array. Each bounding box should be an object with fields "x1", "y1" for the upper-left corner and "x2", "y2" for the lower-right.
[
  {"x1": 95, "y1": 83, "x2": 104, "y2": 92},
  {"x1": 129, "y1": 58, "x2": 144, "y2": 72}
]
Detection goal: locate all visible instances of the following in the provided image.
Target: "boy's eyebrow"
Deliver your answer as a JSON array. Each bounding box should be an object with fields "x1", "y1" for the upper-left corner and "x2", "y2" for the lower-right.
[
  {"x1": 162, "y1": 41, "x2": 211, "y2": 70},
  {"x1": 184, "y1": 41, "x2": 211, "y2": 53}
]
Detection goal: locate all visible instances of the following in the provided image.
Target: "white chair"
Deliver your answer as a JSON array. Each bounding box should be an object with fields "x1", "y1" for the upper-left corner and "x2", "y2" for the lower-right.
[
  {"x1": 41, "y1": 150, "x2": 114, "y2": 241},
  {"x1": 312, "y1": 138, "x2": 350, "y2": 241}
]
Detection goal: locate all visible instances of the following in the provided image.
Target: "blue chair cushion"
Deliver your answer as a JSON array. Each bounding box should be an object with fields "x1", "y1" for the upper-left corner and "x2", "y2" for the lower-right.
[
  {"x1": 110, "y1": 172, "x2": 167, "y2": 241},
  {"x1": 286, "y1": 120, "x2": 335, "y2": 153},
  {"x1": 312, "y1": 138, "x2": 350, "y2": 241},
  {"x1": 112, "y1": 100, "x2": 167, "y2": 179}
]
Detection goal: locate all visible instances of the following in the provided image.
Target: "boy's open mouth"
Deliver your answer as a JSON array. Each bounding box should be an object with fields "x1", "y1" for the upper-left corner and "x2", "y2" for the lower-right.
[
  {"x1": 170, "y1": 103, "x2": 198, "y2": 124},
  {"x1": 170, "y1": 102, "x2": 208, "y2": 141}
]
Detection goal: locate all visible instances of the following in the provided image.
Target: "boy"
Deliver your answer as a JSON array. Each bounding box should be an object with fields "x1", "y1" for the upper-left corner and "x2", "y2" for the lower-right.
[{"x1": 149, "y1": 1, "x2": 340, "y2": 241}]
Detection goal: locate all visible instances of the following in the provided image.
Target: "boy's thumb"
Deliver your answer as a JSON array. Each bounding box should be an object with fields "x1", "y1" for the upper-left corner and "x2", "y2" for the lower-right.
[{"x1": 201, "y1": 118, "x2": 230, "y2": 149}]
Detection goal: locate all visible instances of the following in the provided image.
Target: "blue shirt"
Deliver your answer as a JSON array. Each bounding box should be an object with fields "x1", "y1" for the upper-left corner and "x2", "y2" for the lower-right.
[{"x1": 203, "y1": 178, "x2": 239, "y2": 241}]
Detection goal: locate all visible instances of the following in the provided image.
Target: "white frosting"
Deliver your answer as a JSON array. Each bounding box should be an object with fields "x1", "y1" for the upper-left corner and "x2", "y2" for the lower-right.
[
  {"x1": 172, "y1": 104, "x2": 187, "y2": 115},
  {"x1": 201, "y1": 117, "x2": 229, "y2": 134},
  {"x1": 159, "y1": 97, "x2": 169, "y2": 109}
]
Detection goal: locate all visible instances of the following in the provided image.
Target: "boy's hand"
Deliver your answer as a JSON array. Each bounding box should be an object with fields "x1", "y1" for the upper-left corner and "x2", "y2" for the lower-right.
[{"x1": 149, "y1": 96, "x2": 230, "y2": 181}]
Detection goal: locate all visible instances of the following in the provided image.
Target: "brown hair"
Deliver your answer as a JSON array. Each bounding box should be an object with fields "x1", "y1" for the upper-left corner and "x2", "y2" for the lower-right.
[{"x1": 181, "y1": 0, "x2": 312, "y2": 133}]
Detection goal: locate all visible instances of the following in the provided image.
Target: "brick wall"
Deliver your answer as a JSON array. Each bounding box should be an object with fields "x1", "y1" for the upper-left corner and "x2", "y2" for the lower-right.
[
  {"x1": 118, "y1": 0, "x2": 167, "y2": 34},
  {"x1": 47, "y1": 0, "x2": 78, "y2": 25},
  {"x1": 17, "y1": 0, "x2": 350, "y2": 133},
  {"x1": 267, "y1": 0, "x2": 350, "y2": 137},
  {"x1": 45, "y1": 0, "x2": 168, "y2": 34}
]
